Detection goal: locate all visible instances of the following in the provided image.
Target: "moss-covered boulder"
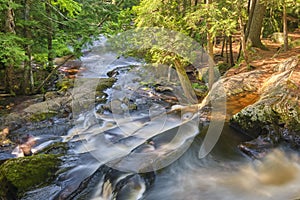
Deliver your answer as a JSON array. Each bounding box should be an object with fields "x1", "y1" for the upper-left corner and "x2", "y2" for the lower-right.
[
  {"x1": 95, "y1": 77, "x2": 116, "y2": 103},
  {"x1": 0, "y1": 154, "x2": 61, "y2": 199},
  {"x1": 230, "y1": 56, "x2": 300, "y2": 145}
]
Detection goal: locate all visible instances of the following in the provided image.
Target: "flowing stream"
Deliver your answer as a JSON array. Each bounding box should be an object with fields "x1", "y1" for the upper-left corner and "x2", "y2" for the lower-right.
[{"x1": 22, "y1": 37, "x2": 300, "y2": 200}]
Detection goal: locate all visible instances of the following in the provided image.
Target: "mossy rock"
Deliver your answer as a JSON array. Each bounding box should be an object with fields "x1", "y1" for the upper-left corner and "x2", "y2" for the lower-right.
[
  {"x1": 96, "y1": 77, "x2": 116, "y2": 92},
  {"x1": 95, "y1": 77, "x2": 116, "y2": 103},
  {"x1": 38, "y1": 142, "x2": 69, "y2": 155},
  {"x1": 0, "y1": 154, "x2": 60, "y2": 199},
  {"x1": 230, "y1": 57, "x2": 300, "y2": 140},
  {"x1": 29, "y1": 111, "x2": 58, "y2": 122},
  {"x1": 56, "y1": 78, "x2": 74, "y2": 92}
]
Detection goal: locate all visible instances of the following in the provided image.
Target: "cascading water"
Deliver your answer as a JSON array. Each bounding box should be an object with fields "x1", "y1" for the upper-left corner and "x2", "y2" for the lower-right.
[{"x1": 22, "y1": 35, "x2": 300, "y2": 200}]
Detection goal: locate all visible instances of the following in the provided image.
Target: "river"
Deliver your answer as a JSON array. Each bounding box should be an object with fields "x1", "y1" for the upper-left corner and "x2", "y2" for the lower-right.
[{"x1": 22, "y1": 36, "x2": 300, "y2": 200}]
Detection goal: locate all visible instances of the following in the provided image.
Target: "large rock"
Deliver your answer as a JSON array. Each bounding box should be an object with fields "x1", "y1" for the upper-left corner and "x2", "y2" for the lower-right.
[
  {"x1": 0, "y1": 154, "x2": 60, "y2": 199},
  {"x1": 230, "y1": 56, "x2": 300, "y2": 147}
]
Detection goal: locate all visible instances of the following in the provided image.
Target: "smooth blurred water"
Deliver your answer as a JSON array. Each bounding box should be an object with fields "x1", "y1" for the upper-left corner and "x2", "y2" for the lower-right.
[{"x1": 22, "y1": 37, "x2": 300, "y2": 200}]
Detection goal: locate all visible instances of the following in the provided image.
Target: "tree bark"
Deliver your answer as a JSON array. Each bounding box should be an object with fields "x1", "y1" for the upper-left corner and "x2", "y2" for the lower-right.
[
  {"x1": 229, "y1": 36, "x2": 234, "y2": 67},
  {"x1": 245, "y1": 0, "x2": 256, "y2": 41},
  {"x1": 206, "y1": 0, "x2": 214, "y2": 90},
  {"x1": 5, "y1": 1, "x2": 15, "y2": 34},
  {"x1": 221, "y1": 36, "x2": 226, "y2": 57},
  {"x1": 46, "y1": 0, "x2": 54, "y2": 69},
  {"x1": 4, "y1": 0, "x2": 16, "y2": 94},
  {"x1": 23, "y1": 0, "x2": 33, "y2": 94},
  {"x1": 174, "y1": 59, "x2": 198, "y2": 104},
  {"x1": 283, "y1": 1, "x2": 288, "y2": 52},
  {"x1": 238, "y1": 0, "x2": 249, "y2": 64},
  {"x1": 247, "y1": 0, "x2": 267, "y2": 49}
]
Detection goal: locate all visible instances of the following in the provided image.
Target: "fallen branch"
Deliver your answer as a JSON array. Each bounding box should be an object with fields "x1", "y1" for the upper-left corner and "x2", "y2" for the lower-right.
[
  {"x1": 33, "y1": 55, "x2": 74, "y2": 94},
  {"x1": 0, "y1": 94, "x2": 13, "y2": 97}
]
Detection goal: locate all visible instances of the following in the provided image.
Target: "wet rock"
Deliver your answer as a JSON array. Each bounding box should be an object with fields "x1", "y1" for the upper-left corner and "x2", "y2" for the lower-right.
[
  {"x1": 99, "y1": 97, "x2": 137, "y2": 114},
  {"x1": 24, "y1": 96, "x2": 70, "y2": 119},
  {"x1": 96, "y1": 77, "x2": 116, "y2": 93},
  {"x1": 95, "y1": 77, "x2": 116, "y2": 103},
  {"x1": 230, "y1": 56, "x2": 300, "y2": 149},
  {"x1": 0, "y1": 154, "x2": 61, "y2": 199},
  {"x1": 238, "y1": 135, "x2": 274, "y2": 159},
  {"x1": 44, "y1": 91, "x2": 61, "y2": 100},
  {"x1": 37, "y1": 142, "x2": 69, "y2": 155},
  {"x1": 0, "y1": 93, "x2": 71, "y2": 131},
  {"x1": 0, "y1": 128, "x2": 12, "y2": 147},
  {"x1": 56, "y1": 78, "x2": 74, "y2": 92}
]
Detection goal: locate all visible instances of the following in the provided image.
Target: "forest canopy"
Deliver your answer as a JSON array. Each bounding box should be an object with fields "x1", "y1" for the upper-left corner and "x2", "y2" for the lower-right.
[{"x1": 0, "y1": 0, "x2": 299, "y2": 95}]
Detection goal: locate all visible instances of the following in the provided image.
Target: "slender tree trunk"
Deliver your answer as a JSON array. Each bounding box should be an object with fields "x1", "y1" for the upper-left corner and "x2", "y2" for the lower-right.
[
  {"x1": 221, "y1": 36, "x2": 226, "y2": 57},
  {"x1": 174, "y1": 59, "x2": 198, "y2": 104},
  {"x1": 245, "y1": 0, "x2": 256, "y2": 40},
  {"x1": 238, "y1": 0, "x2": 249, "y2": 64},
  {"x1": 5, "y1": 1, "x2": 15, "y2": 34},
  {"x1": 247, "y1": 0, "x2": 267, "y2": 49},
  {"x1": 194, "y1": 0, "x2": 198, "y2": 7},
  {"x1": 283, "y1": 1, "x2": 288, "y2": 52},
  {"x1": 237, "y1": 0, "x2": 254, "y2": 62},
  {"x1": 23, "y1": 0, "x2": 33, "y2": 94},
  {"x1": 206, "y1": 0, "x2": 214, "y2": 90},
  {"x1": 229, "y1": 36, "x2": 234, "y2": 67},
  {"x1": 225, "y1": 37, "x2": 229, "y2": 64},
  {"x1": 4, "y1": 0, "x2": 16, "y2": 94},
  {"x1": 46, "y1": 0, "x2": 54, "y2": 69}
]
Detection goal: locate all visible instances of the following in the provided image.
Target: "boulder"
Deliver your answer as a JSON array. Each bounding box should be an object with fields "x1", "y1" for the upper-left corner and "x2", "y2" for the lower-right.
[
  {"x1": 230, "y1": 56, "x2": 300, "y2": 147},
  {"x1": 0, "y1": 154, "x2": 60, "y2": 199}
]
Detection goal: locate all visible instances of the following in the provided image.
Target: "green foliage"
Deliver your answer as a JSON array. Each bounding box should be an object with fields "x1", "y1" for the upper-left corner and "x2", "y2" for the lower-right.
[
  {"x1": 192, "y1": 82, "x2": 207, "y2": 90},
  {"x1": 101, "y1": 8, "x2": 136, "y2": 35},
  {"x1": 51, "y1": 0, "x2": 82, "y2": 17},
  {"x1": 0, "y1": 33, "x2": 26, "y2": 66},
  {"x1": 262, "y1": 0, "x2": 300, "y2": 36},
  {"x1": 131, "y1": 0, "x2": 242, "y2": 68},
  {"x1": 185, "y1": 2, "x2": 239, "y2": 39}
]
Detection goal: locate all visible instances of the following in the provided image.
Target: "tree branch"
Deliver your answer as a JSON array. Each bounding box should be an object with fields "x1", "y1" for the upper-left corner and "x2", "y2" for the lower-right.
[{"x1": 33, "y1": 55, "x2": 74, "y2": 94}]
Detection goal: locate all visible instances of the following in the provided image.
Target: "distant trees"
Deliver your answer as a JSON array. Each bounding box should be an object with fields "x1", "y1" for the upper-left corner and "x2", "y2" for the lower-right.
[
  {"x1": 0, "y1": 0, "x2": 138, "y2": 95},
  {"x1": 0, "y1": 0, "x2": 299, "y2": 95}
]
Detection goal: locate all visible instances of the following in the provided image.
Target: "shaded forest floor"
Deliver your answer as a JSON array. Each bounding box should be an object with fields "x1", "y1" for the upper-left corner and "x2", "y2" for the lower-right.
[{"x1": 219, "y1": 28, "x2": 300, "y2": 77}]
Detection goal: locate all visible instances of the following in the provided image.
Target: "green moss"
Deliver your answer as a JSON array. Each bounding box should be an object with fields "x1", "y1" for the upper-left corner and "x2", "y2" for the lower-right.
[
  {"x1": 56, "y1": 78, "x2": 74, "y2": 92},
  {"x1": 0, "y1": 154, "x2": 60, "y2": 198},
  {"x1": 96, "y1": 77, "x2": 116, "y2": 92},
  {"x1": 29, "y1": 111, "x2": 57, "y2": 122},
  {"x1": 38, "y1": 142, "x2": 69, "y2": 155},
  {"x1": 95, "y1": 77, "x2": 116, "y2": 103}
]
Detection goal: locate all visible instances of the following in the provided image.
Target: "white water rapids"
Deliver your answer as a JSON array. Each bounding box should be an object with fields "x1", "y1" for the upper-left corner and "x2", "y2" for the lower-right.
[{"x1": 21, "y1": 36, "x2": 300, "y2": 200}]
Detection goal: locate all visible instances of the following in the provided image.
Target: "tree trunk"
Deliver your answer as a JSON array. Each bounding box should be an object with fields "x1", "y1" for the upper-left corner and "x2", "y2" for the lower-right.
[
  {"x1": 5, "y1": 1, "x2": 15, "y2": 34},
  {"x1": 238, "y1": 0, "x2": 249, "y2": 64},
  {"x1": 206, "y1": 0, "x2": 214, "y2": 90},
  {"x1": 245, "y1": 0, "x2": 256, "y2": 41},
  {"x1": 5, "y1": 65, "x2": 15, "y2": 94},
  {"x1": 4, "y1": 0, "x2": 16, "y2": 94},
  {"x1": 23, "y1": 0, "x2": 33, "y2": 94},
  {"x1": 229, "y1": 36, "x2": 234, "y2": 67},
  {"x1": 174, "y1": 59, "x2": 198, "y2": 104},
  {"x1": 221, "y1": 36, "x2": 226, "y2": 57},
  {"x1": 46, "y1": 0, "x2": 54, "y2": 69},
  {"x1": 247, "y1": 0, "x2": 267, "y2": 49},
  {"x1": 283, "y1": 1, "x2": 288, "y2": 52}
]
